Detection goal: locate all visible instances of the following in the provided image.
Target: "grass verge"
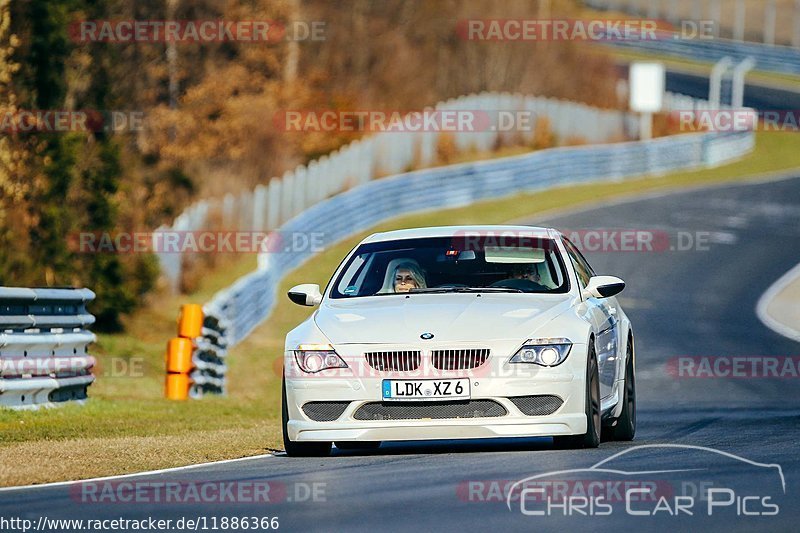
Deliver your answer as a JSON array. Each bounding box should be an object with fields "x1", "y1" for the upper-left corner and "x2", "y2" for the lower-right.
[{"x1": 1, "y1": 132, "x2": 799, "y2": 486}]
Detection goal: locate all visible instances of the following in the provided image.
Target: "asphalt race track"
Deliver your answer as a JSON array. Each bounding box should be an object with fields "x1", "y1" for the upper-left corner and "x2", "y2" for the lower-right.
[
  {"x1": 666, "y1": 69, "x2": 800, "y2": 111},
  {"x1": 2, "y1": 175, "x2": 799, "y2": 532}
]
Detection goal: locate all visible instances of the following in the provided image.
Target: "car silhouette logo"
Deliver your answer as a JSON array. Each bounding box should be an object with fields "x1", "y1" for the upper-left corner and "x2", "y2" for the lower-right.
[{"x1": 420, "y1": 332, "x2": 434, "y2": 340}]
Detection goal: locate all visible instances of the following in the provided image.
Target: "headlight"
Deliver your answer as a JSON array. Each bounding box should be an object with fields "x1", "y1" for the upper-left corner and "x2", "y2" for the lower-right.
[
  {"x1": 509, "y1": 338, "x2": 572, "y2": 367},
  {"x1": 294, "y1": 344, "x2": 348, "y2": 373}
]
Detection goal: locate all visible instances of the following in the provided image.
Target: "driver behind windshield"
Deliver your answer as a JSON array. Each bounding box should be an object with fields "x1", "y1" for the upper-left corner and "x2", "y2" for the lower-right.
[
  {"x1": 510, "y1": 263, "x2": 541, "y2": 284},
  {"x1": 393, "y1": 262, "x2": 428, "y2": 293}
]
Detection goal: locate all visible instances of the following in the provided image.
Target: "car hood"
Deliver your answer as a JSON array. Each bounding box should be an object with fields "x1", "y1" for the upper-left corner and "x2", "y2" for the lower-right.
[{"x1": 314, "y1": 293, "x2": 574, "y2": 344}]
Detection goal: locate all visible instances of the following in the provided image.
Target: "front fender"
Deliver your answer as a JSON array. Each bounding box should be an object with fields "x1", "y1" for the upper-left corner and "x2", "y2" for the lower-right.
[
  {"x1": 284, "y1": 313, "x2": 330, "y2": 354},
  {"x1": 528, "y1": 305, "x2": 593, "y2": 348}
]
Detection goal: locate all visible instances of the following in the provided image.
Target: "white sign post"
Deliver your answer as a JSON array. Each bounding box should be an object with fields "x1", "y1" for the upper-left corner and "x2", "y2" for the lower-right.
[{"x1": 629, "y1": 62, "x2": 666, "y2": 140}]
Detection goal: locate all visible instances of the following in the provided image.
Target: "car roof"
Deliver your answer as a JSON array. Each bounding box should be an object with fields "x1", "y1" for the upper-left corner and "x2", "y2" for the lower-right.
[{"x1": 362, "y1": 225, "x2": 558, "y2": 244}]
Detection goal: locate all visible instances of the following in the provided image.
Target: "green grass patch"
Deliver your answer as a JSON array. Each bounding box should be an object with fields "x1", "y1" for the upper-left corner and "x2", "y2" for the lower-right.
[{"x1": 2, "y1": 131, "x2": 799, "y2": 485}]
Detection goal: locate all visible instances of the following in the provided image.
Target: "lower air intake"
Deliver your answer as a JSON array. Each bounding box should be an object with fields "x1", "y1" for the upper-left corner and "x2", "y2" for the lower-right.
[
  {"x1": 302, "y1": 401, "x2": 350, "y2": 421},
  {"x1": 353, "y1": 400, "x2": 507, "y2": 420},
  {"x1": 508, "y1": 395, "x2": 563, "y2": 416}
]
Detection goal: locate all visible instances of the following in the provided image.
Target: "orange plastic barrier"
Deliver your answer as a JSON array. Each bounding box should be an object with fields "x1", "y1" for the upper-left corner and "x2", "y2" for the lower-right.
[
  {"x1": 165, "y1": 373, "x2": 190, "y2": 401},
  {"x1": 178, "y1": 304, "x2": 203, "y2": 339},
  {"x1": 166, "y1": 337, "x2": 193, "y2": 374},
  {"x1": 165, "y1": 304, "x2": 204, "y2": 400}
]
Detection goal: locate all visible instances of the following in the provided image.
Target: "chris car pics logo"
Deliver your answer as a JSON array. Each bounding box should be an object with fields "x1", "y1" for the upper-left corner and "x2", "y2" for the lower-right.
[{"x1": 505, "y1": 444, "x2": 785, "y2": 518}]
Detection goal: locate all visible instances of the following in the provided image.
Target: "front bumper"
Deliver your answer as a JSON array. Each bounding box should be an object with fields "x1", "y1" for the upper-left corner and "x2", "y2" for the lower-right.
[
  {"x1": 288, "y1": 410, "x2": 587, "y2": 442},
  {"x1": 285, "y1": 342, "x2": 588, "y2": 442}
]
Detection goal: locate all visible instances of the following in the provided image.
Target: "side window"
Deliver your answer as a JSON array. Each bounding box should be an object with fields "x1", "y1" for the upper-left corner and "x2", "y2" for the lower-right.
[{"x1": 562, "y1": 237, "x2": 595, "y2": 288}]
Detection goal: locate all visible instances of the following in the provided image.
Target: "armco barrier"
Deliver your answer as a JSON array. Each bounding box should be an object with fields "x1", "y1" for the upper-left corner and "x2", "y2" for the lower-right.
[
  {"x1": 584, "y1": 0, "x2": 800, "y2": 74},
  {"x1": 157, "y1": 92, "x2": 745, "y2": 296},
  {"x1": 0, "y1": 287, "x2": 96, "y2": 409},
  {"x1": 606, "y1": 32, "x2": 800, "y2": 76},
  {"x1": 198, "y1": 128, "x2": 754, "y2": 353},
  {"x1": 154, "y1": 92, "x2": 640, "y2": 292}
]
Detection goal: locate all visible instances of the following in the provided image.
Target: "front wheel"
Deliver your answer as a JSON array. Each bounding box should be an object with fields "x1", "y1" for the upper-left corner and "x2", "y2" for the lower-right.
[
  {"x1": 553, "y1": 342, "x2": 601, "y2": 449},
  {"x1": 608, "y1": 338, "x2": 636, "y2": 441},
  {"x1": 282, "y1": 378, "x2": 332, "y2": 457}
]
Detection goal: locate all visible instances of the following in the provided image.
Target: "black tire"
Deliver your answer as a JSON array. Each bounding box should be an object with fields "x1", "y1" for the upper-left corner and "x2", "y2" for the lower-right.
[
  {"x1": 282, "y1": 378, "x2": 332, "y2": 457},
  {"x1": 609, "y1": 338, "x2": 636, "y2": 441},
  {"x1": 554, "y1": 341, "x2": 601, "y2": 449},
  {"x1": 334, "y1": 441, "x2": 382, "y2": 450}
]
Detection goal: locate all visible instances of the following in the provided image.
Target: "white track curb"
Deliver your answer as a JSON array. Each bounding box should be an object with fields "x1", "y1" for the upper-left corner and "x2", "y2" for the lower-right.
[{"x1": 756, "y1": 261, "x2": 800, "y2": 343}]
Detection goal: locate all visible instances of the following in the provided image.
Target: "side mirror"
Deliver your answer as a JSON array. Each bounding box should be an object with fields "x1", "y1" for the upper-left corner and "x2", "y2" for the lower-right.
[
  {"x1": 288, "y1": 284, "x2": 323, "y2": 306},
  {"x1": 582, "y1": 276, "x2": 625, "y2": 299}
]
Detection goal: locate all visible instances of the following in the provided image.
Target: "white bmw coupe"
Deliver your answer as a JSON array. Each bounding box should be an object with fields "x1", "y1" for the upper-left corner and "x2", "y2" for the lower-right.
[{"x1": 282, "y1": 226, "x2": 636, "y2": 456}]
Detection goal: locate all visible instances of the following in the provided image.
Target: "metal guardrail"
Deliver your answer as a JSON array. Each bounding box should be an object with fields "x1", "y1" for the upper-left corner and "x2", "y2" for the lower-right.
[
  {"x1": 584, "y1": 0, "x2": 800, "y2": 74},
  {"x1": 0, "y1": 287, "x2": 97, "y2": 409},
  {"x1": 192, "y1": 319, "x2": 228, "y2": 398},
  {"x1": 606, "y1": 32, "x2": 800, "y2": 77},
  {"x1": 155, "y1": 93, "x2": 640, "y2": 292},
  {"x1": 201, "y1": 127, "x2": 755, "y2": 351}
]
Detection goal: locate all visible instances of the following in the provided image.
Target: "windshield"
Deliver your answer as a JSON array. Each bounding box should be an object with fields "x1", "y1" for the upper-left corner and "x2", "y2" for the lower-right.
[{"x1": 330, "y1": 236, "x2": 569, "y2": 298}]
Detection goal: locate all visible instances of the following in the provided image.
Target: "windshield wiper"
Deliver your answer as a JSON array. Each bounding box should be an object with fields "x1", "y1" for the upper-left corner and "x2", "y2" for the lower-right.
[{"x1": 409, "y1": 286, "x2": 523, "y2": 294}]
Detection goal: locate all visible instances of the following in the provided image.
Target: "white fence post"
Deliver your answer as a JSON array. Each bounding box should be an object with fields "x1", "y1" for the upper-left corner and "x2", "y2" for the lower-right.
[
  {"x1": 764, "y1": 0, "x2": 777, "y2": 45},
  {"x1": 690, "y1": 0, "x2": 701, "y2": 23},
  {"x1": 709, "y1": 57, "x2": 733, "y2": 108},
  {"x1": 267, "y1": 178, "x2": 281, "y2": 230},
  {"x1": 647, "y1": 0, "x2": 660, "y2": 19},
  {"x1": 709, "y1": 0, "x2": 722, "y2": 38},
  {"x1": 666, "y1": 0, "x2": 678, "y2": 23},
  {"x1": 222, "y1": 193, "x2": 236, "y2": 229},
  {"x1": 732, "y1": 57, "x2": 756, "y2": 108},
  {"x1": 281, "y1": 170, "x2": 295, "y2": 223},
  {"x1": 238, "y1": 190, "x2": 253, "y2": 231},
  {"x1": 734, "y1": 0, "x2": 746, "y2": 42},
  {"x1": 794, "y1": 0, "x2": 800, "y2": 48},
  {"x1": 253, "y1": 185, "x2": 267, "y2": 231},
  {"x1": 293, "y1": 167, "x2": 306, "y2": 218}
]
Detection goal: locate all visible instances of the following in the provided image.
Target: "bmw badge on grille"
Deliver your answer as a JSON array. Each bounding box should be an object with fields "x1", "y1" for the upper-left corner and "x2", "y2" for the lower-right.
[{"x1": 420, "y1": 332, "x2": 434, "y2": 340}]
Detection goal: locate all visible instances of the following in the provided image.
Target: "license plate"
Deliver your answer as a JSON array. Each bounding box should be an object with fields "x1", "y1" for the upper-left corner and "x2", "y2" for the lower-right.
[{"x1": 382, "y1": 379, "x2": 470, "y2": 401}]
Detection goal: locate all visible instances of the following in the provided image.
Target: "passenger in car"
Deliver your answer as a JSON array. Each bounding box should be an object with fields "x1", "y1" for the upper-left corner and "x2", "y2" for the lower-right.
[{"x1": 393, "y1": 262, "x2": 428, "y2": 293}]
